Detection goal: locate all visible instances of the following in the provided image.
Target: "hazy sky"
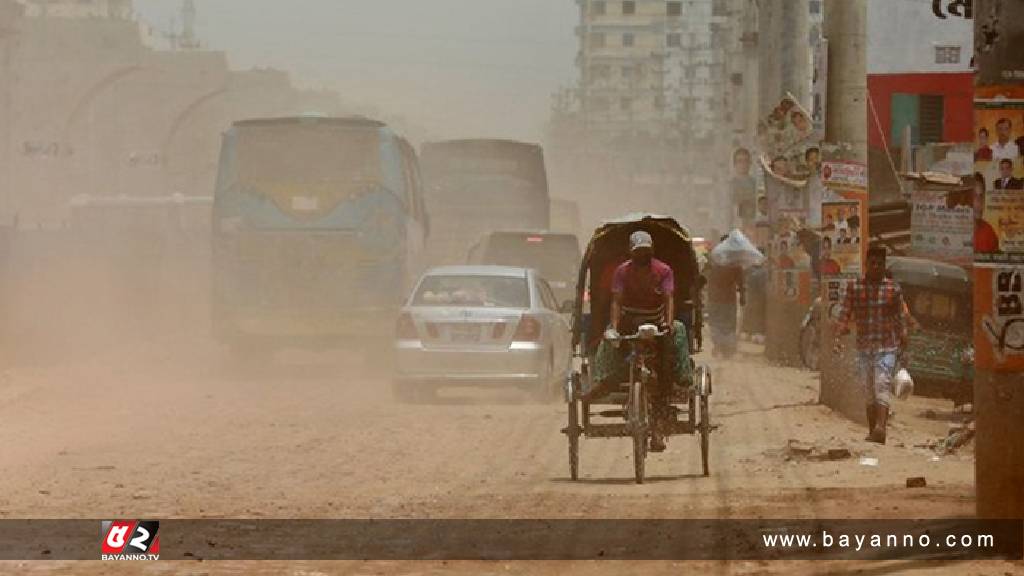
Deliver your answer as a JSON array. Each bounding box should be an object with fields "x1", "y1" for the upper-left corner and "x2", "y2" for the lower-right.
[{"x1": 133, "y1": 0, "x2": 579, "y2": 143}]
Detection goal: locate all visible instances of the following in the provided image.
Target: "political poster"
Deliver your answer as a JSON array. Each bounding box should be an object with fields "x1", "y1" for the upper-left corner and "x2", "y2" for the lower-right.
[
  {"x1": 974, "y1": 97, "x2": 1024, "y2": 265},
  {"x1": 910, "y1": 188, "x2": 973, "y2": 266}
]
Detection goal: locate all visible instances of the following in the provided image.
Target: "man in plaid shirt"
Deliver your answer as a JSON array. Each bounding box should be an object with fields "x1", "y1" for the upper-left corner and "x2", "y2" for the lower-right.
[{"x1": 835, "y1": 247, "x2": 915, "y2": 444}]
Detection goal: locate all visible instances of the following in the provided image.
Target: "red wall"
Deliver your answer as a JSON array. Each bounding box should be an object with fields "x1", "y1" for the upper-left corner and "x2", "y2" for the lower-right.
[{"x1": 866, "y1": 72, "x2": 974, "y2": 149}]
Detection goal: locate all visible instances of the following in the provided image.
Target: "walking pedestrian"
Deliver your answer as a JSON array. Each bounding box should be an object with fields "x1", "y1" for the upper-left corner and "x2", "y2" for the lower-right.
[
  {"x1": 833, "y1": 248, "x2": 917, "y2": 444},
  {"x1": 705, "y1": 235, "x2": 745, "y2": 358}
]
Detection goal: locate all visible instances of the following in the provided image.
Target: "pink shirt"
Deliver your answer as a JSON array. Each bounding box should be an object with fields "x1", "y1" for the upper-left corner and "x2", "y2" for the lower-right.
[{"x1": 612, "y1": 258, "x2": 674, "y2": 310}]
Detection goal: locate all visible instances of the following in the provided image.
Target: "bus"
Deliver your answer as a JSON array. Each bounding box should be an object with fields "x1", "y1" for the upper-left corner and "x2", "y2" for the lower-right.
[
  {"x1": 211, "y1": 116, "x2": 429, "y2": 352},
  {"x1": 420, "y1": 139, "x2": 550, "y2": 266}
]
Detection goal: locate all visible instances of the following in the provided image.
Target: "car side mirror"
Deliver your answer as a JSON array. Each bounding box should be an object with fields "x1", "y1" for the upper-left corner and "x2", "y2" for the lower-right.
[{"x1": 560, "y1": 300, "x2": 575, "y2": 314}]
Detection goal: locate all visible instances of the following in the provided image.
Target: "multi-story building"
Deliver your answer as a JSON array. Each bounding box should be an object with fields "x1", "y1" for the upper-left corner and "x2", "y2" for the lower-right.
[{"x1": 575, "y1": 0, "x2": 681, "y2": 139}]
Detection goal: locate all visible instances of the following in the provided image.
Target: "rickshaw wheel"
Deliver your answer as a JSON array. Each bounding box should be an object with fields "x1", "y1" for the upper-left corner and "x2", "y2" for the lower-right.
[
  {"x1": 567, "y1": 398, "x2": 580, "y2": 481},
  {"x1": 699, "y1": 393, "x2": 710, "y2": 477},
  {"x1": 629, "y1": 380, "x2": 647, "y2": 484}
]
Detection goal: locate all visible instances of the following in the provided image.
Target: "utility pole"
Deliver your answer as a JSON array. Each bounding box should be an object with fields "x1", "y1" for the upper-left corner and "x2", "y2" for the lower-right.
[
  {"x1": 817, "y1": 0, "x2": 867, "y2": 422},
  {"x1": 973, "y1": 0, "x2": 1024, "y2": 519},
  {"x1": 0, "y1": 0, "x2": 19, "y2": 224}
]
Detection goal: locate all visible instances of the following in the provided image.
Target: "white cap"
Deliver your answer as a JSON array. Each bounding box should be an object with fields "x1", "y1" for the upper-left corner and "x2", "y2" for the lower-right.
[{"x1": 630, "y1": 230, "x2": 654, "y2": 252}]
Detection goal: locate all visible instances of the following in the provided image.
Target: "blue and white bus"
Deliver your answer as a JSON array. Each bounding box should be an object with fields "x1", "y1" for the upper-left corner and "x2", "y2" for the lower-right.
[{"x1": 211, "y1": 116, "x2": 428, "y2": 351}]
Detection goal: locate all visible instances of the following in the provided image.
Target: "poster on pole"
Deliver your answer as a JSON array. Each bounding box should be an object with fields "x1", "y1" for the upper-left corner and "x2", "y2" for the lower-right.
[
  {"x1": 757, "y1": 94, "x2": 816, "y2": 161},
  {"x1": 910, "y1": 187, "x2": 973, "y2": 266},
  {"x1": 974, "y1": 85, "x2": 1024, "y2": 370},
  {"x1": 975, "y1": 265, "x2": 1024, "y2": 371},
  {"x1": 820, "y1": 201, "x2": 863, "y2": 276},
  {"x1": 974, "y1": 98, "x2": 1024, "y2": 265}
]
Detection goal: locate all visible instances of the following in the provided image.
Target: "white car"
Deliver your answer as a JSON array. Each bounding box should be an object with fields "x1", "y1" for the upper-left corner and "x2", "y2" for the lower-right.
[{"x1": 393, "y1": 265, "x2": 572, "y2": 402}]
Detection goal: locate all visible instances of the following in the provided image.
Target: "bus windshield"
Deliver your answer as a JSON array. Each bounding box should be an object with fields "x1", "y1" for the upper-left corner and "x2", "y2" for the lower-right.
[{"x1": 235, "y1": 124, "x2": 383, "y2": 201}]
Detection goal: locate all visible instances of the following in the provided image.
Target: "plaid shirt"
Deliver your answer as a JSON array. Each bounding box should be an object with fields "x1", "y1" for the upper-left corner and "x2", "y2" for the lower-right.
[{"x1": 837, "y1": 278, "x2": 911, "y2": 351}]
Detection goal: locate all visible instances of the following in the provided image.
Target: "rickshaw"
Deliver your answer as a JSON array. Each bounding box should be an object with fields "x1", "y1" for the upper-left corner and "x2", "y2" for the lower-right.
[
  {"x1": 561, "y1": 214, "x2": 712, "y2": 484},
  {"x1": 888, "y1": 257, "x2": 973, "y2": 410},
  {"x1": 799, "y1": 257, "x2": 974, "y2": 409}
]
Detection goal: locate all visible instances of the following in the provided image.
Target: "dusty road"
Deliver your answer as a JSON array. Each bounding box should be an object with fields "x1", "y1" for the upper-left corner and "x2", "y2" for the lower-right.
[{"x1": 0, "y1": 336, "x2": 1015, "y2": 575}]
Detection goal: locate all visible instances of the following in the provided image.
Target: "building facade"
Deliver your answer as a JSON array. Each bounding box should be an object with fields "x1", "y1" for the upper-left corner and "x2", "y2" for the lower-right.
[
  {"x1": 866, "y1": 0, "x2": 973, "y2": 200},
  {"x1": 0, "y1": 0, "x2": 347, "y2": 226}
]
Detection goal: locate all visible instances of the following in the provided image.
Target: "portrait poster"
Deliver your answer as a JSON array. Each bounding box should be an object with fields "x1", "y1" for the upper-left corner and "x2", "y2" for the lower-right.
[
  {"x1": 771, "y1": 268, "x2": 812, "y2": 304},
  {"x1": 910, "y1": 188, "x2": 973, "y2": 265},
  {"x1": 820, "y1": 201, "x2": 863, "y2": 277},
  {"x1": 757, "y1": 94, "x2": 815, "y2": 160},
  {"x1": 974, "y1": 96, "x2": 1024, "y2": 265}
]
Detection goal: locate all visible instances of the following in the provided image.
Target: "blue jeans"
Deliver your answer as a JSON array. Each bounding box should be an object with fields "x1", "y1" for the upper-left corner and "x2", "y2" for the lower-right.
[{"x1": 855, "y1": 348, "x2": 897, "y2": 407}]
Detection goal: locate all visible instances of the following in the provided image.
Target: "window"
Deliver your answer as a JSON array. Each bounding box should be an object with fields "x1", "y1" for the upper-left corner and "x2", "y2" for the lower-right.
[
  {"x1": 890, "y1": 93, "x2": 945, "y2": 145},
  {"x1": 622, "y1": 1, "x2": 636, "y2": 15},
  {"x1": 935, "y1": 45, "x2": 961, "y2": 64},
  {"x1": 413, "y1": 276, "x2": 530, "y2": 309},
  {"x1": 809, "y1": 0, "x2": 821, "y2": 14},
  {"x1": 667, "y1": 32, "x2": 682, "y2": 47},
  {"x1": 590, "y1": 63, "x2": 610, "y2": 79},
  {"x1": 590, "y1": 33, "x2": 606, "y2": 49},
  {"x1": 591, "y1": 0, "x2": 606, "y2": 15},
  {"x1": 537, "y1": 280, "x2": 559, "y2": 311},
  {"x1": 667, "y1": 1, "x2": 682, "y2": 16},
  {"x1": 621, "y1": 65, "x2": 634, "y2": 80},
  {"x1": 620, "y1": 97, "x2": 633, "y2": 112},
  {"x1": 919, "y1": 94, "x2": 945, "y2": 144},
  {"x1": 622, "y1": 32, "x2": 635, "y2": 47}
]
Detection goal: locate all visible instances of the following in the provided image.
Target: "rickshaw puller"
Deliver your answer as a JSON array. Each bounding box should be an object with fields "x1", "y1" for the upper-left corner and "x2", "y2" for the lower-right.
[{"x1": 608, "y1": 231, "x2": 676, "y2": 452}]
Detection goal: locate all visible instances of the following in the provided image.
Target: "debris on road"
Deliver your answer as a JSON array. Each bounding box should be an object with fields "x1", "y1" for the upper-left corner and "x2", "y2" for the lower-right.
[
  {"x1": 937, "y1": 421, "x2": 976, "y2": 456},
  {"x1": 906, "y1": 477, "x2": 927, "y2": 488},
  {"x1": 781, "y1": 440, "x2": 854, "y2": 462}
]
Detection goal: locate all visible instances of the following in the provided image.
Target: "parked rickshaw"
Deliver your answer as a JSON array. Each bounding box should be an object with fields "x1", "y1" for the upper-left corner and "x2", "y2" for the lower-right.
[
  {"x1": 888, "y1": 257, "x2": 973, "y2": 409},
  {"x1": 799, "y1": 257, "x2": 973, "y2": 409},
  {"x1": 561, "y1": 214, "x2": 712, "y2": 484}
]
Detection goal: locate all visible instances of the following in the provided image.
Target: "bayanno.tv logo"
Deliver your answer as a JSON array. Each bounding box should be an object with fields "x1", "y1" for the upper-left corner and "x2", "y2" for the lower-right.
[{"x1": 101, "y1": 521, "x2": 160, "y2": 561}]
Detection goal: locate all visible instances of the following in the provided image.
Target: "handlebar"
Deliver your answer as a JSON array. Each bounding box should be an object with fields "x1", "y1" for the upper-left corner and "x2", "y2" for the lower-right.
[{"x1": 606, "y1": 324, "x2": 669, "y2": 343}]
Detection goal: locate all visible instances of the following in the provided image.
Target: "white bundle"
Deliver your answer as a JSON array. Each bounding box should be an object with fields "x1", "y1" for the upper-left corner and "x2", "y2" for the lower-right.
[{"x1": 709, "y1": 229, "x2": 765, "y2": 268}]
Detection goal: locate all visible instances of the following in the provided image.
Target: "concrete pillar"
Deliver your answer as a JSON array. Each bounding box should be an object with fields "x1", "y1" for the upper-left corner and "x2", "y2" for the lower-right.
[
  {"x1": 760, "y1": 0, "x2": 816, "y2": 368},
  {"x1": 973, "y1": 0, "x2": 1024, "y2": 520},
  {"x1": 818, "y1": 0, "x2": 868, "y2": 423},
  {"x1": 822, "y1": 0, "x2": 867, "y2": 159},
  {"x1": 759, "y1": 0, "x2": 812, "y2": 114},
  {"x1": 0, "y1": 1, "x2": 19, "y2": 224}
]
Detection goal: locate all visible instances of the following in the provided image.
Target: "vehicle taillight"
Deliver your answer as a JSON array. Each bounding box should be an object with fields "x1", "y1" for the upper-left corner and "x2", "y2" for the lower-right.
[
  {"x1": 512, "y1": 315, "x2": 542, "y2": 342},
  {"x1": 396, "y1": 313, "x2": 418, "y2": 340}
]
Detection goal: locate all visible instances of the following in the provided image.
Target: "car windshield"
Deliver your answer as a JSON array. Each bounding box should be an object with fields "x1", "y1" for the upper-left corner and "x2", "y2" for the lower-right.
[{"x1": 412, "y1": 275, "x2": 530, "y2": 308}]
